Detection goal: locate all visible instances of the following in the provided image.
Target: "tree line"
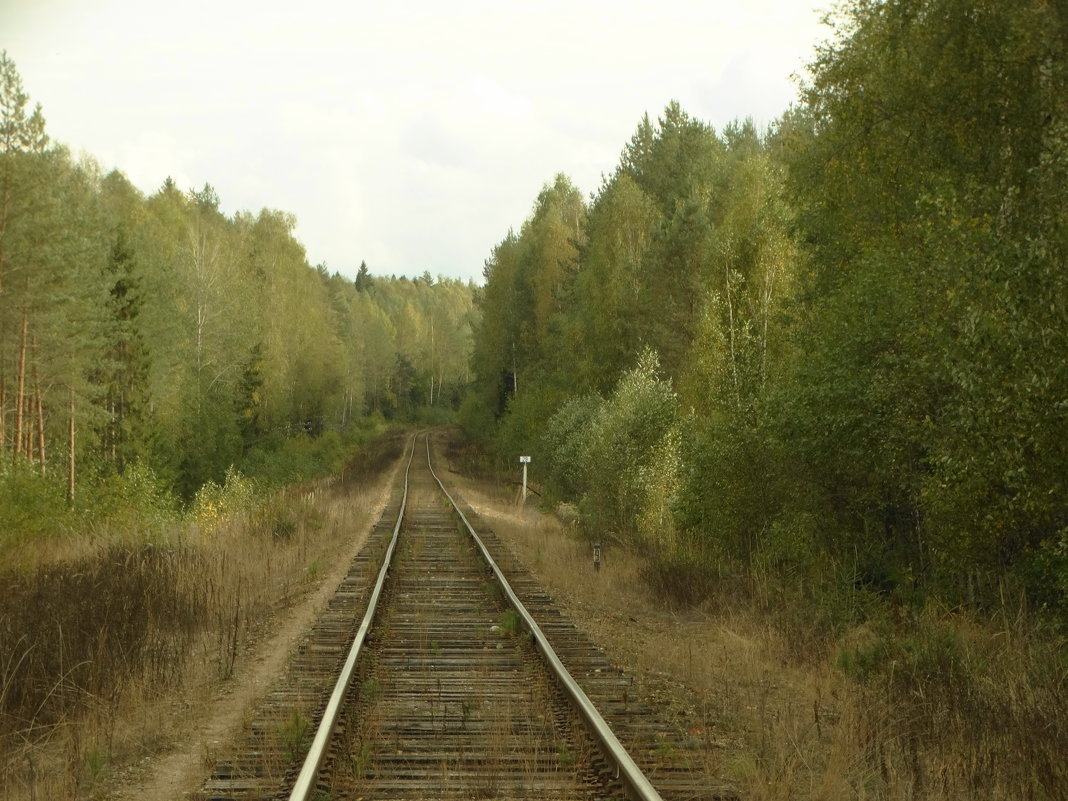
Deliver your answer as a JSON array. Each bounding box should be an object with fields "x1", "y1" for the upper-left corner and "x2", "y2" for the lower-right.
[
  {"x1": 463, "y1": 0, "x2": 1067, "y2": 619},
  {"x1": 0, "y1": 51, "x2": 475, "y2": 516}
]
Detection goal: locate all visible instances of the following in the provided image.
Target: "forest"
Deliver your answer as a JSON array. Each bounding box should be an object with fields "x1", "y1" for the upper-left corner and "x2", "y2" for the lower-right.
[
  {"x1": 1, "y1": 50, "x2": 478, "y2": 796},
  {"x1": 1, "y1": 0, "x2": 1066, "y2": 797},
  {"x1": 465, "y1": 0, "x2": 1067, "y2": 623},
  {"x1": 0, "y1": 47, "x2": 476, "y2": 538},
  {"x1": 462, "y1": 2, "x2": 1066, "y2": 792}
]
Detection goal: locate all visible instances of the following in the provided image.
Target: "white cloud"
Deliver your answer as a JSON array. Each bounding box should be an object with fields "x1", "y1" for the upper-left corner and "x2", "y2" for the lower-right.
[
  {"x1": 2, "y1": 0, "x2": 828, "y2": 282},
  {"x1": 105, "y1": 131, "x2": 198, "y2": 192}
]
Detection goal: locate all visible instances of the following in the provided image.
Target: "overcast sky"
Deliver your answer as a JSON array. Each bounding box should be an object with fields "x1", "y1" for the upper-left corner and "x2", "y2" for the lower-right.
[{"x1": 2, "y1": 0, "x2": 829, "y2": 283}]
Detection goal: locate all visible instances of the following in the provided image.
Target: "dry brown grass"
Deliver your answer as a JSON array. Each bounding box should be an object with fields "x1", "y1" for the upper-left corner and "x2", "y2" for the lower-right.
[
  {"x1": 0, "y1": 437, "x2": 402, "y2": 801},
  {"x1": 438, "y1": 434, "x2": 1067, "y2": 801}
]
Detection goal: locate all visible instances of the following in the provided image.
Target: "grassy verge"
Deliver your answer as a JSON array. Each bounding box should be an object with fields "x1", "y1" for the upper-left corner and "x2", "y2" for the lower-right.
[
  {"x1": 441, "y1": 429, "x2": 1068, "y2": 801},
  {"x1": 0, "y1": 431, "x2": 404, "y2": 800}
]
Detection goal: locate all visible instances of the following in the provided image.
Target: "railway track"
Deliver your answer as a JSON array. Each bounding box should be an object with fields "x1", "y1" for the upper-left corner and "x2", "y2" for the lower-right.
[{"x1": 196, "y1": 433, "x2": 733, "y2": 800}]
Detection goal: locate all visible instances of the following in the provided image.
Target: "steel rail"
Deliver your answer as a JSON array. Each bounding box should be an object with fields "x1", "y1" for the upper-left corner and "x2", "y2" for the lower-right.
[
  {"x1": 287, "y1": 433, "x2": 418, "y2": 801},
  {"x1": 425, "y1": 436, "x2": 665, "y2": 801}
]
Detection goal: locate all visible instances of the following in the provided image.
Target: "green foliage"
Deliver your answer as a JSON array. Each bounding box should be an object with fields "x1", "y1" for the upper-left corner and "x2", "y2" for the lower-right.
[
  {"x1": 275, "y1": 708, "x2": 311, "y2": 763},
  {"x1": 240, "y1": 430, "x2": 348, "y2": 488},
  {"x1": 496, "y1": 608, "x2": 522, "y2": 637},
  {"x1": 361, "y1": 677, "x2": 380, "y2": 703},
  {"x1": 234, "y1": 342, "x2": 265, "y2": 450},
  {"x1": 83, "y1": 462, "x2": 178, "y2": 536},
  {"x1": 0, "y1": 53, "x2": 476, "y2": 527},
  {"x1": 582, "y1": 350, "x2": 680, "y2": 549},
  {"x1": 570, "y1": 174, "x2": 656, "y2": 391},
  {"x1": 456, "y1": 391, "x2": 496, "y2": 448},
  {"x1": 192, "y1": 466, "x2": 258, "y2": 532},
  {"x1": 620, "y1": 101, "x2": 724, "y2": 214},
  {"x1": 0, "y1": 50, "x2": 48, "y2": 155},
  {"x1": 541, "y1": 394, "x2": 600, "y2": 499},
  {"x1": 470, "y1": 233, "x2": 522, "y2": 420},
  {"x1": 489, "y1": 372, "x2": 564, "y2": 471},
  {"x1": 776, "y1": 0, "x2": 1068, "y2": 610},
  {"x1": 836, "y1": 616, "x2": 969, "y2": 693},
  {"x1": 539, "y1": 350, "x2": 681, "y2": 550},
  {"x1": 0, "y1": 463, "x2": 69, "y2": 546},
  {"x1": 466, "y1": 0, "x2": 1067, "y2": 631},
  {"x1": 517, "y1": 175, "x2": 586, "y2": 352},
  {"x1": 96, "y1": 223, "x2": 151, "y2": 472}
]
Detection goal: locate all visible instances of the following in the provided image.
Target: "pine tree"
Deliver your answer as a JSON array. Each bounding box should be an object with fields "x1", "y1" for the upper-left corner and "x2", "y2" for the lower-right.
[{"x1": 354, "y1": 260, "x2": 373, "y2": 292}]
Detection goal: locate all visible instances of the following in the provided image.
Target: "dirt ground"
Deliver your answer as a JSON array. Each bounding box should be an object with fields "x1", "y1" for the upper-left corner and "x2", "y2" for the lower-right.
[{"x1": 99, "y1": 461, "x2": 400, "y2": 801}]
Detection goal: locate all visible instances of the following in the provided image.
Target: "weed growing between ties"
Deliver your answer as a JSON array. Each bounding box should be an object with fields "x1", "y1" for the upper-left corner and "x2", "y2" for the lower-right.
[
  {"x1": 0, "y1": 435, "x2": 402, "y2": 801},
  {"x1": 274, "y1": 708, "x2": 312, "y2": 764},
  {"x1": 496, "y1": 608, "x2": 523, "y2": 637}
]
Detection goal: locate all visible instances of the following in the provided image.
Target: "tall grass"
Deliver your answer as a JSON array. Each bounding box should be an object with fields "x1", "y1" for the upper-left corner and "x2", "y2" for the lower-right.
[
  {"x1": 0, "y1": 544, "x2": 204, "y2": 736},
  {"x1": 0, "y1": 432, "x2": 403, "y2": 800}
]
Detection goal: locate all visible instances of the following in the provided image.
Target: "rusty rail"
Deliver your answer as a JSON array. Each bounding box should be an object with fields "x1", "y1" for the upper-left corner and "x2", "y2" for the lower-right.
[
  {"x1": 279, "y1": 431, "x2": 690, "y2": 800},
  {"x1": 287, "y1": 433, "x2": 417, "y2": 801},
  {"x1": 425, "y1": 436, "x2": 665, "y2": 801}
]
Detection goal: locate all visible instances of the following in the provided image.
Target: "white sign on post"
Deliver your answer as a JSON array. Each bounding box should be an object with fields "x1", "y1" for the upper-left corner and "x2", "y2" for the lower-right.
[{"x1": 519, "y1": 456, "x2": 530, "y2": 503}]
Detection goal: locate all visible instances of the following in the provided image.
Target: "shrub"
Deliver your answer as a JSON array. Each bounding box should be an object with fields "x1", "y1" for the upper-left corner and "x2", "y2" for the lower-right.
[
  {"x1": 639, "y1": 539, "x2": 721, "y2": 606},
  {"x1": 240, "y1": 430, "x2": 351, "y2": 487},
  {"x1": 192, "y1": 467, "x2": 258, "y2": 532},
  {"x1": 495, "y1": 383, "x2": 562, "y2": 470},
  {"x1": 0, "y1": 462, "x2": 69, "y2": 547},
  {"x1": 457, "y1": 392, "x2": 495, "y2": 446},
  {"x1": 541, "y1": 393, "x2": 600, "y2": 498},
  {"x1": 835, "y1": 611, "x2": 972, "y2": 700},
  {"x1": 581, "y1": 348, "x2": 681, "y2": 549},
  {"x1": 81, "y1": 462, "x2": 178, "y2": 538}
]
